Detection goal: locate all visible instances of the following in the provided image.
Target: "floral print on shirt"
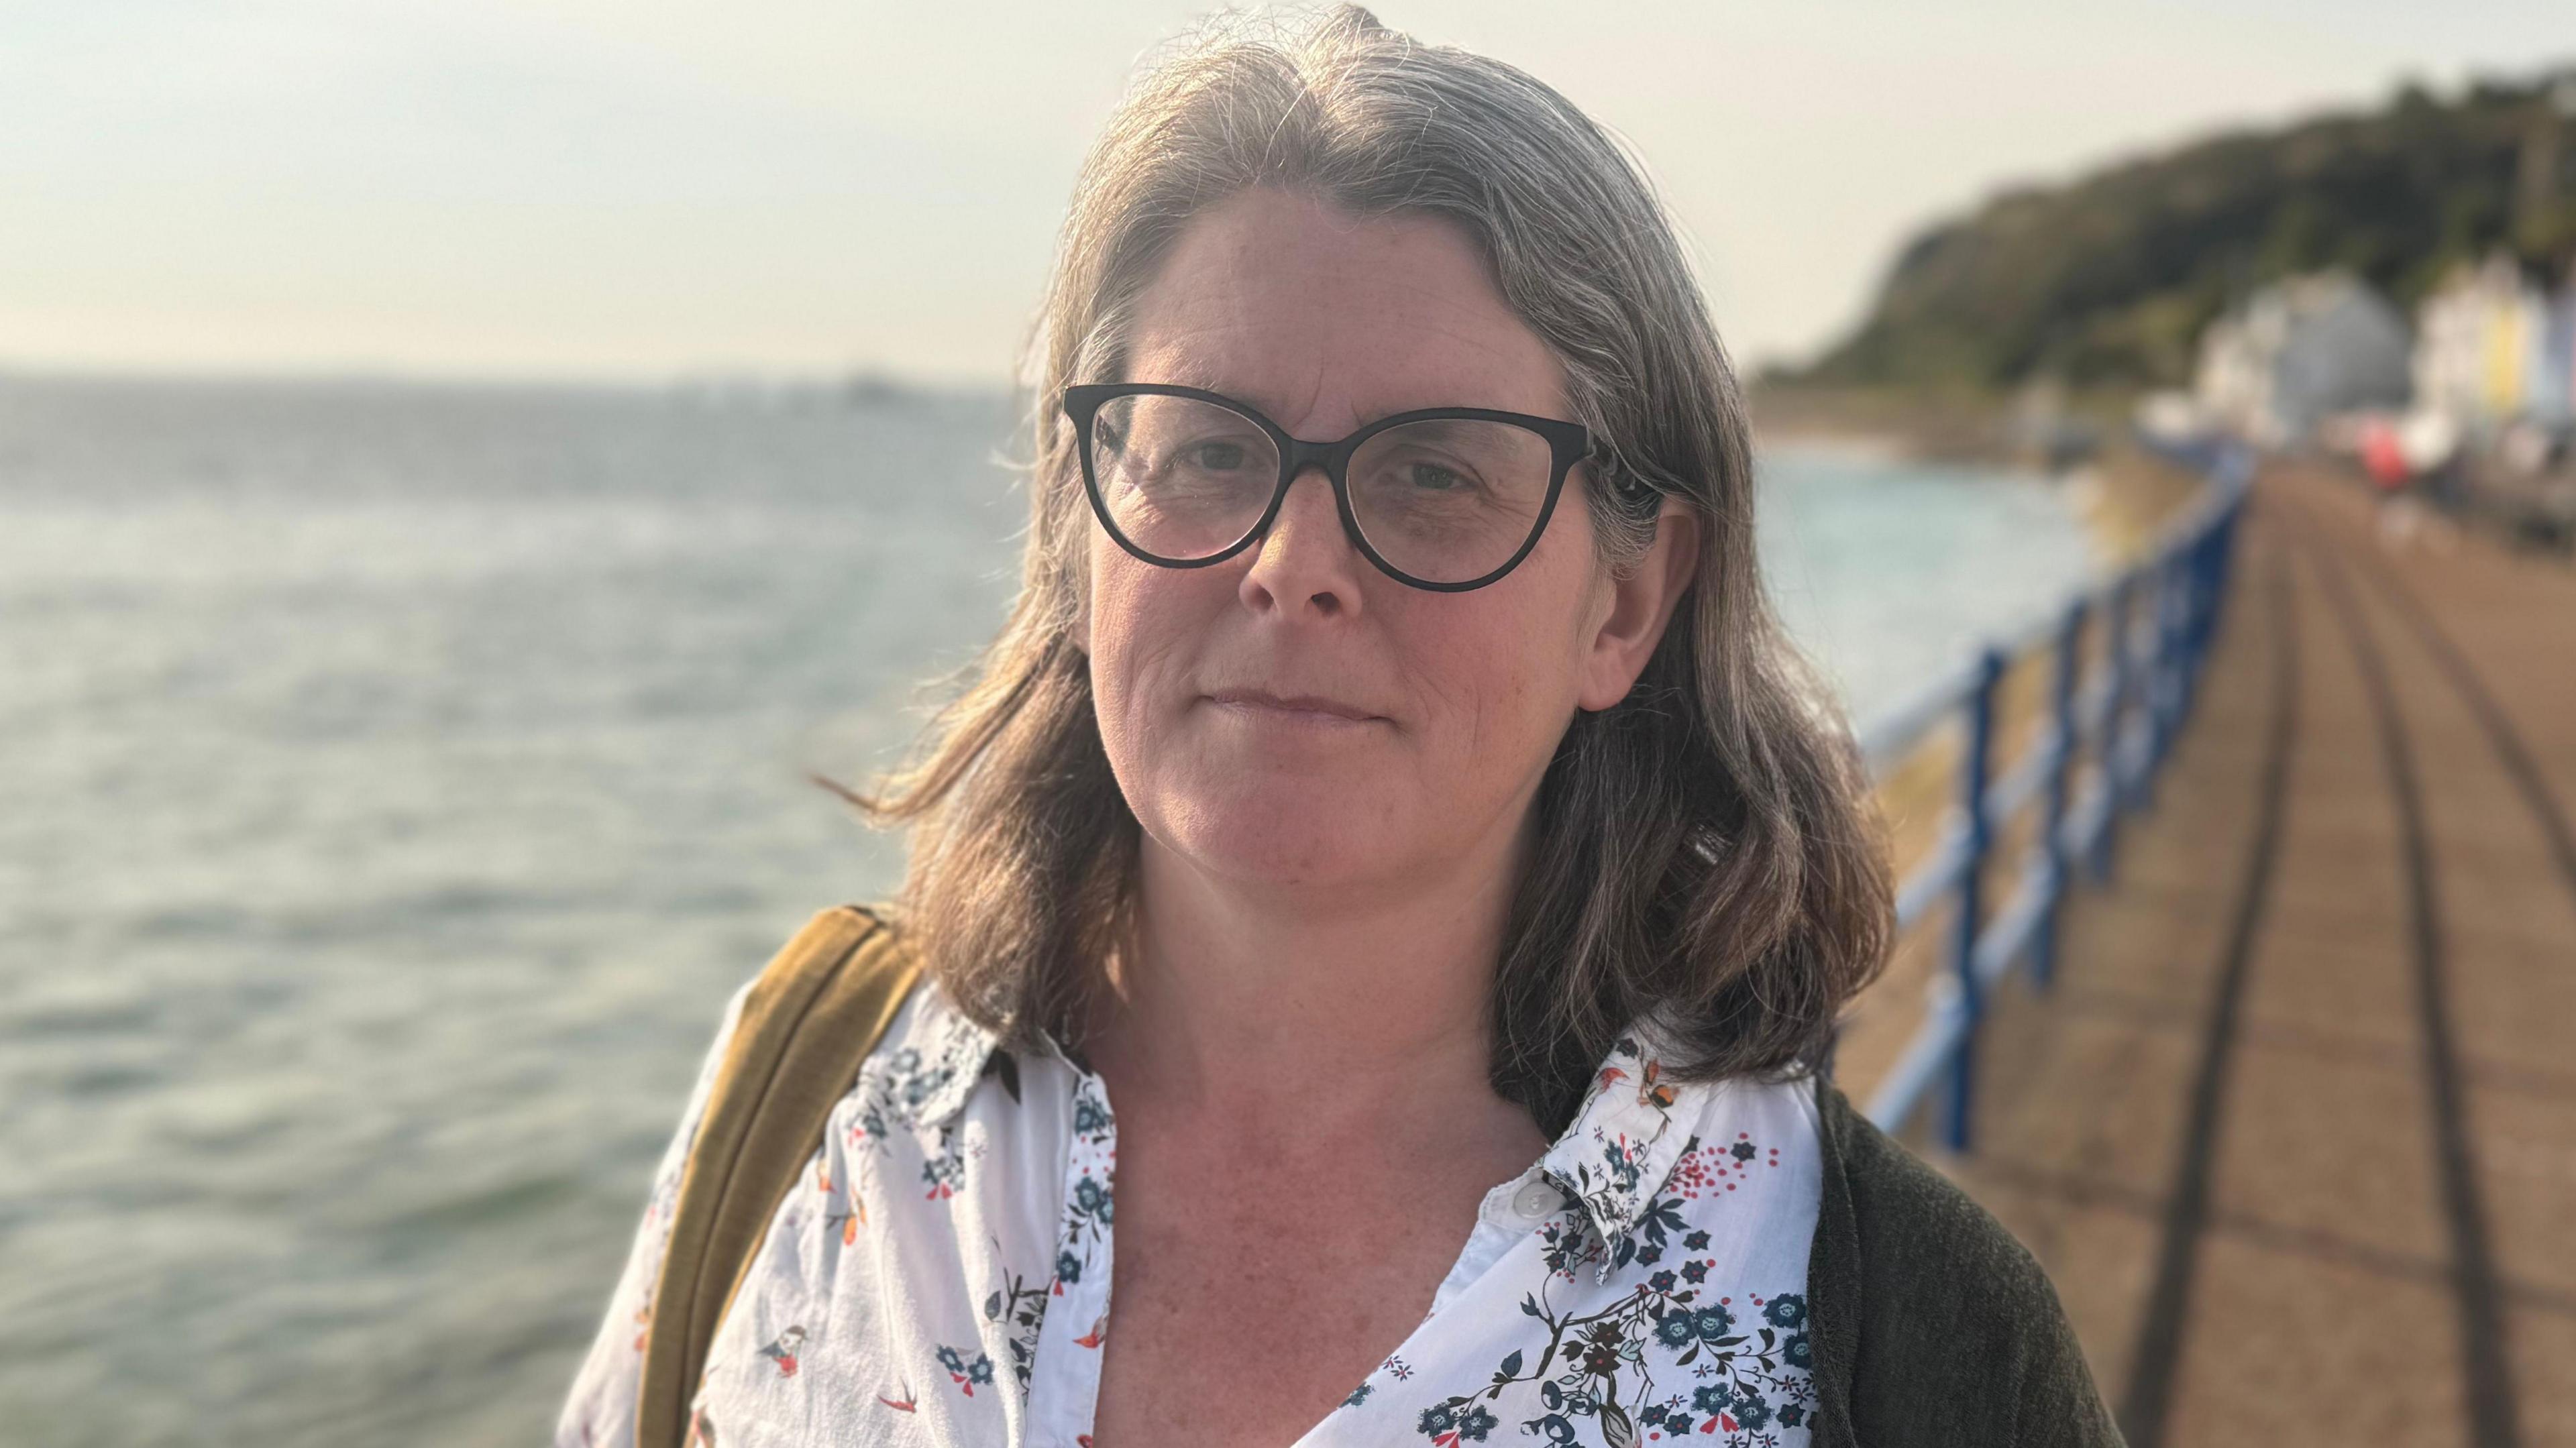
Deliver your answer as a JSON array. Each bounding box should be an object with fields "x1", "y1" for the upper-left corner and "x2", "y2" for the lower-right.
[
  {"x1": 556, "y1": 981, "x2": 1821, "y2": 1448},
  {"x1": 1411, "y1": 1209, "x2": 1812, "y2": 1446}
]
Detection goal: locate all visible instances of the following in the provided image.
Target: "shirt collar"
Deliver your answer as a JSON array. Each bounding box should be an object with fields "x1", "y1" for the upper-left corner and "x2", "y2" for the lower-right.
[
  {"x1": 1535, "y1": 1017, "x2": 1708, "y2": 1262},
  {"x1": 903, "y1": 985, "x2": 1731, "y2": 1260},
  {"x1": 898, "y1": 982, "x2": 1006, "y2": 1133}
]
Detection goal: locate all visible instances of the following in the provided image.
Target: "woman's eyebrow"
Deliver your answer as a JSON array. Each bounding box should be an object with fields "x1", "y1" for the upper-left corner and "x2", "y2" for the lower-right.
[
  {"x1": 1121, "y1": 347, "x2": 1234, "y2": 394},
  {"x1": 1146, "y1": 371, "x2": 1293, "y2": 421}
]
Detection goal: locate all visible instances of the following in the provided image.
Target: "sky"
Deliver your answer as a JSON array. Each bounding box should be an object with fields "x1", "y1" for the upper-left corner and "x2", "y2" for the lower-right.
[{"x1": 3, "y1": 1, "x2": 2569, "y2": 386}]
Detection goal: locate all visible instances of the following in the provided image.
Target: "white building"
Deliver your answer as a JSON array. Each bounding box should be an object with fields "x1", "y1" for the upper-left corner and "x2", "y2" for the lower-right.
[
  {"x1": 2414, "y1": 255, "x2": 2576, "y2": 430},
  {"x1": 2194, "y1": 271, "x2": 2414, "y2": 447}
]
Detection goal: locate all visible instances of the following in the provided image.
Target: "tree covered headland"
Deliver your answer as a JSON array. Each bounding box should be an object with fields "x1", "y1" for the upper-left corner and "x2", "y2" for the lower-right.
[{"x1": 1788, "y1": 67, "x2": 2576, "y2": 394}]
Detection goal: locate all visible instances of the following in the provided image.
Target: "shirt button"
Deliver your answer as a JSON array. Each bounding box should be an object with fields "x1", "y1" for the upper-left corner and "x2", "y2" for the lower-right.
[{"x1": 1513, "y1": 1180, "x2": 1562, "y2": 1221}]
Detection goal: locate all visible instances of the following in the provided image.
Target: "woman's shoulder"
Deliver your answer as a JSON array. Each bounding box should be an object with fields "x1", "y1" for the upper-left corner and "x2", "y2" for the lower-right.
[
  {"x1": 1812, "y1": 1074, "x2": 2058, "y2": 1309},
  {"x1": 1807, "y1": 1074, "x2": 2126, "y2": 1447}
]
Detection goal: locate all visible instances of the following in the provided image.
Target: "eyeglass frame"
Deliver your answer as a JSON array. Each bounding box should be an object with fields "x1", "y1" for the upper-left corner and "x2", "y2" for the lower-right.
[{"x1": 1061, "y1": 381, "x2": 1628, "y2": 594}]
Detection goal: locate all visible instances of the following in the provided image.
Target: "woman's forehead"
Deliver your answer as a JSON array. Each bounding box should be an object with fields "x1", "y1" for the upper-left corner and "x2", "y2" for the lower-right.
[
  {"x1": 1121, "y1": 190, "x2": 1568, "y2": 431},
  {"x1": 1118, "y1": 343, "x2": 1570, "y2": 441}
]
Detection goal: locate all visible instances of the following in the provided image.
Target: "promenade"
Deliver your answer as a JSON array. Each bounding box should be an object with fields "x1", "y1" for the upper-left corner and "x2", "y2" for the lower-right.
[{"x1": 1843, "y1": 460, "x2": 2576, "y2": 1446}]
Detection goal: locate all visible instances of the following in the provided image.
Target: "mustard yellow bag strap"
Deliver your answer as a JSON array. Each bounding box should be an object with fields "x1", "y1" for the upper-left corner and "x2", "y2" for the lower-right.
[{"x1": 635, "y1": 903, "x2": 924, "y2": 1448}]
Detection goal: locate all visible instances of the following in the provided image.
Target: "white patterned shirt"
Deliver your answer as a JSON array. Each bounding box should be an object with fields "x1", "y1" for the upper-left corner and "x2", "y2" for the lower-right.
[{"x1": 557, "y1": 972, "x2": 1823, "y2": 1448}]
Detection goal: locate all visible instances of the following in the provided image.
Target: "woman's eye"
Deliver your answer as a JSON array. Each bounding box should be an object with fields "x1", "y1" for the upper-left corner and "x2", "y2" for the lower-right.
[
  {"x1": 1187, "y1": 441, "x2": 1249, "y2": 470},
  {"x1": 1409, "y1": 463, "x2": 1472, "y2": 492}
]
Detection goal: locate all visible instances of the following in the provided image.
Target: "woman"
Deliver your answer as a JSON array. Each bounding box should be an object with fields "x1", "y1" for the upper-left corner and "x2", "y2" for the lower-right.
[{"x1": 559, "y1": 8, "x2": 2123, "y2": 1446}]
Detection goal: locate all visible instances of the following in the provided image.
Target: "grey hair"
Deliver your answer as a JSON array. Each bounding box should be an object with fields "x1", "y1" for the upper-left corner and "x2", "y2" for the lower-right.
[{"x1": 847, "y1": 3, "x2": 1892, "y2": 1133}]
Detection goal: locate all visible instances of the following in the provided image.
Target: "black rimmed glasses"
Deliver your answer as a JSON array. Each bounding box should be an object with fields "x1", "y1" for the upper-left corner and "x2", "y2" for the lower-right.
[{"x1": 1062, "y1": 382, "x2": 1609, "y2": 592}]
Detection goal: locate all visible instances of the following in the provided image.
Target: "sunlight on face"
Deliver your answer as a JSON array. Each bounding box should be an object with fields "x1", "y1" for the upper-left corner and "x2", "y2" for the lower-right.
[{"x1": 1083, "y1": 186, "x2": 1613, "y2": 895}]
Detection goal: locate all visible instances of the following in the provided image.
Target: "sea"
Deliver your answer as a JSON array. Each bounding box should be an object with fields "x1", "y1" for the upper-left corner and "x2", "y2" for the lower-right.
[{"x1": 0, "y1": 376, "x2": 2101, "y2": 1445}]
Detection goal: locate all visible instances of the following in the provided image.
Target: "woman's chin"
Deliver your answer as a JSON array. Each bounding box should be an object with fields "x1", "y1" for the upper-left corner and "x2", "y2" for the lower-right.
[{"x1": 1152, "y1": 791, "x2": 1407, "y2": 891}]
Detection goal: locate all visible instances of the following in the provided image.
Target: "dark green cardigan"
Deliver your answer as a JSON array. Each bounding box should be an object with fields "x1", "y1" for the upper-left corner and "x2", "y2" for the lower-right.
[{"x1": 1805, "y1": 1072, "x2": 2128, "y2": 1447}]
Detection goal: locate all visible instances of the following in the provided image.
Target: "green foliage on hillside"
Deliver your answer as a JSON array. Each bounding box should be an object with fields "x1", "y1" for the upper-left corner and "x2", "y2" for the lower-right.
[{"x1": 1793, "y1": 68, "x2": 2576, "y2": 392}]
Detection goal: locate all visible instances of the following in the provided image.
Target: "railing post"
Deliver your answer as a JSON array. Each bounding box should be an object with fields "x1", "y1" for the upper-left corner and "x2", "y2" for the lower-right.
[
  {"x1": 2031, "y1": 599, "x2": 2085, "y2": 993},
  {"x1": 2141, "y1": 554, "x2": 2182, "y2": 805},
  {"x1": 2170, "y1": 551, "x2": 2194, "y2": 735},
  {"x1": 2194, "y1": 519, "x2": 2224, "y2": 661},
  {"x1": 2174, "y1": 491, "x2": 2242, "y2": 738},
  {"x1": 2183, "y1": 526, "x2": 2220, "y2": 711},
  {"x1": 2206, "y1": 480, "x2": 2247, "y2": 641},
  {"x1": 2088, "y1": 575, "x2": 2133, "y2": 882},
  {"x1": 1943, "y1": 646, "x2": 2006, "y2": 1153},
  {"x1": 2212, "y1": 499, "x2": 2245, "y2": 640},
  {"x1": 2165, "y1": 551, "x2": 2196, "y2": 751}
]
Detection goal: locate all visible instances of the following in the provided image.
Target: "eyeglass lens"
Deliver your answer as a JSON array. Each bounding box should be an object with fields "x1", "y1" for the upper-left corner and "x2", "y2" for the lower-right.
[{"x1": 1087, "y1": 393, "x2": 1554, "y2": 586}]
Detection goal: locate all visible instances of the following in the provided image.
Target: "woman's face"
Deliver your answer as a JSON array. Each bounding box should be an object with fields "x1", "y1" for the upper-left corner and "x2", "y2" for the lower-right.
[{"x1": 1082, "y1": 186, "x2": 1682, "y2": 897}]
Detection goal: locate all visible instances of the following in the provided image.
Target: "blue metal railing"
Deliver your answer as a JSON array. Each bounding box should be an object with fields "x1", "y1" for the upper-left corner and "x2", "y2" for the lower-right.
[{"x1": 1851, "y1": 441, "x2": 2255, "y2": 1149}]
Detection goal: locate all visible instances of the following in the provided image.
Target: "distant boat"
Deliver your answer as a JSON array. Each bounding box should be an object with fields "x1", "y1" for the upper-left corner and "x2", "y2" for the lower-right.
[{"x1": 841, "y1": 372, "x2": 914, "y2": 406}]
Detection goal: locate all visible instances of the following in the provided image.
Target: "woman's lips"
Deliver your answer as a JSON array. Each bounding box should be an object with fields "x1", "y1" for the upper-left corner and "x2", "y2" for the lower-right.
[{"x1": 1203, "y1": 689, "x2": 1386, "y2": 725}]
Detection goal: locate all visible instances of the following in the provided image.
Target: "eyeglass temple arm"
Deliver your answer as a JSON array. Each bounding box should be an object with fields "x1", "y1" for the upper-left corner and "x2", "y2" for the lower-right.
[{"x1": 1587, "y1": 439, "x2": 1658, "y2": 500}]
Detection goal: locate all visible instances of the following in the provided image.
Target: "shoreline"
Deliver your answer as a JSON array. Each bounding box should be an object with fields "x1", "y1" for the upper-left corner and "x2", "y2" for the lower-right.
[{"x1": 1751, "y1": 383, "x2": 2210, "y2": 569}]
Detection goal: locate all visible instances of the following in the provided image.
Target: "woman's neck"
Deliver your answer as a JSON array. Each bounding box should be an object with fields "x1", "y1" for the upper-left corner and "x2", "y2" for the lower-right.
[{"x1": 1087, "y1": 814, "x2": 1538, "y2": 1141}]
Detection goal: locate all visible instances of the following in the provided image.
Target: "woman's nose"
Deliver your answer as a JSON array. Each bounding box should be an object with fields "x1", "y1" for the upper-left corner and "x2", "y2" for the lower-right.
[{"x1": 1238, "y1": 465, "x2": 1365, "y2": 619}]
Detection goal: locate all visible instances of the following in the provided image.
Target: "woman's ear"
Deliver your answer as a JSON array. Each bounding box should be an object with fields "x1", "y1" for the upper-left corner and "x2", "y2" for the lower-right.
[{"x1": 1576, "y1": 498, "x2": 1700, "y2": 712}]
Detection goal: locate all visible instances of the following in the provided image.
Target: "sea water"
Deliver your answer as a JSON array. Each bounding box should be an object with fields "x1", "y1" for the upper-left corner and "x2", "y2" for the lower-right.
[{"x1": 0, "y1": 376, "x2": 2099, "y2": 1445}]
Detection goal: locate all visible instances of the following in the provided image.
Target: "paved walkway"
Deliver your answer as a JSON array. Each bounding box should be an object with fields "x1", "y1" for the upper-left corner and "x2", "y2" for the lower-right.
[{"x1": 1845, "y1": 460, "x2": 2576, "y2": 1447}]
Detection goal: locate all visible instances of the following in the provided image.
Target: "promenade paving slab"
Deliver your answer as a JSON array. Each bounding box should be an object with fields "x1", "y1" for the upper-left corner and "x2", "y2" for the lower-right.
[
  {"x1": 2472, "y1": 1085, "x2": 2576, "y2": 1300},
  {"x1": 2514, "y1": 1309, "x2": 2576, "y2": 1446},
  {"x1": 2166, "y1": 1235, "x2": 2467, "y2": 1448}
]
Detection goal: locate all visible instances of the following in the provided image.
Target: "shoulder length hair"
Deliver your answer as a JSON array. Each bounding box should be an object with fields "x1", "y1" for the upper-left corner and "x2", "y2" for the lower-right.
[{"x1": 847, "y1": 4, "x2": 1892, "y2": 1133}]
